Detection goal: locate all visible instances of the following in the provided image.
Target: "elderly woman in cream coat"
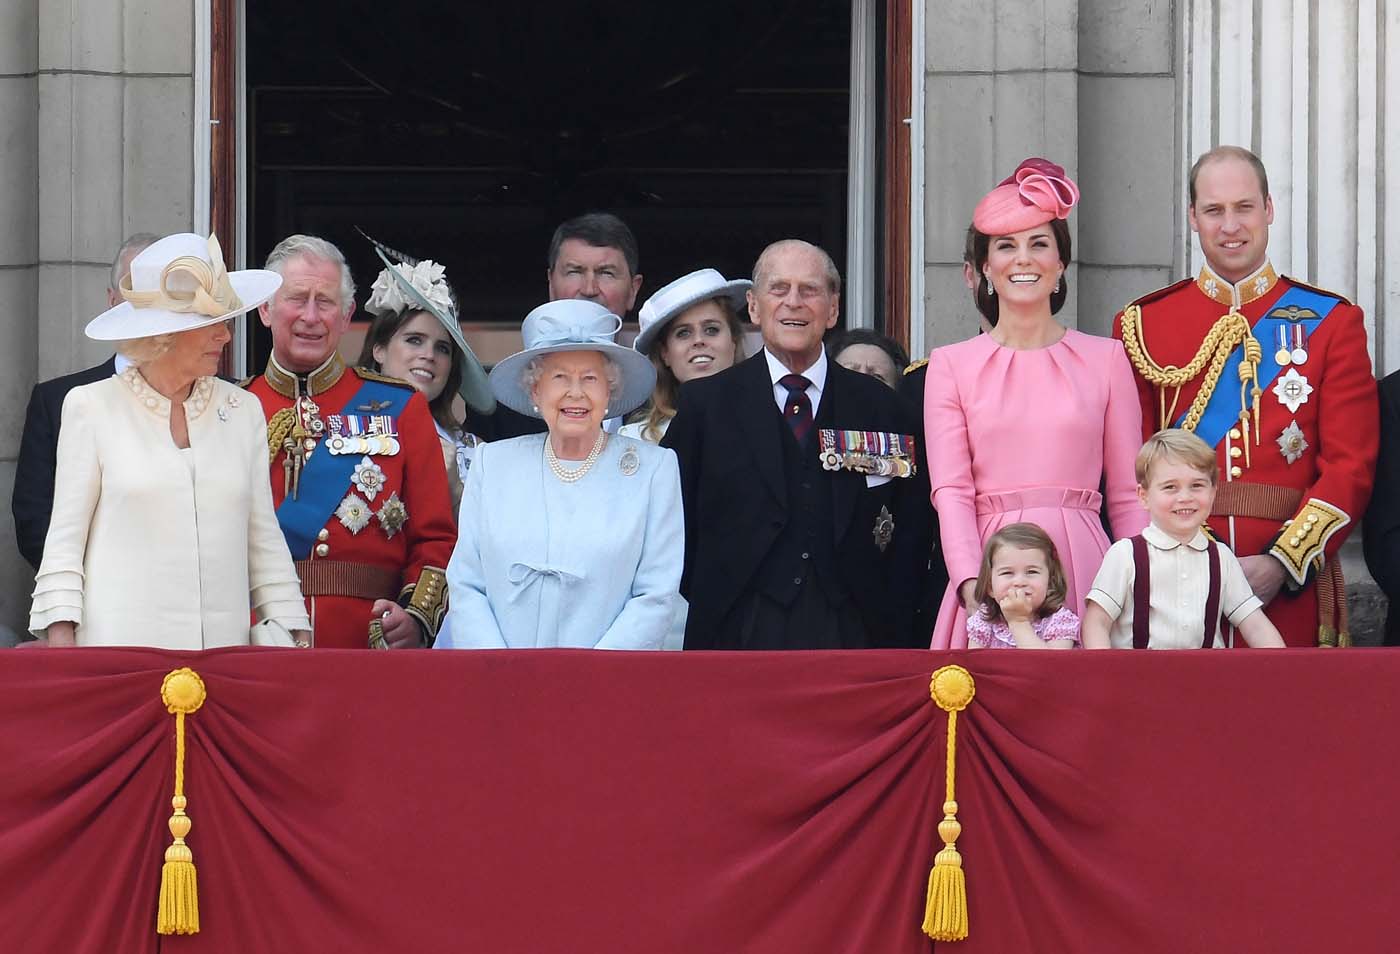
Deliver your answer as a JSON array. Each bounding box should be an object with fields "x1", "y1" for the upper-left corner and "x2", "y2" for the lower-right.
[
  {"x1": 436, "y1": 299, "x2": 683, "y2": 649},
  {"x1": 29, "y1": 233, "x2": 310, "y2": 648}
]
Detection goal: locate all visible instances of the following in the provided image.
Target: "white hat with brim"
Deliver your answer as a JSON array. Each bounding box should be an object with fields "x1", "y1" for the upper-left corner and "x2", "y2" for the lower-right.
[
  {"x1": 633, "y1": 268, "x2": 751, "y2": 356},
  {"x1": 371, "y1": 247, "x2": 497, "y2": 415},
  {"x1": 490, "y1": 299, "x2": 657, "y2": 419},
  {"x1": 85, "y1": 232, "x2": 282, "y2": 341}
]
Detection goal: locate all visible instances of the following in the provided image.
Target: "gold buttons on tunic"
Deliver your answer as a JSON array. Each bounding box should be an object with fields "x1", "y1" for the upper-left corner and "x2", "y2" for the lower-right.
[
  {"x1": 1229, "y1": 447, "x2": 1242, "y2": 459},
  {"x1": 317, "y1": 529, "x2": 329, "y2": 542},
  {"x1": 315, "y1": 543, "x2": 329, "y2": 557},
  {"x1": 1229, "y1": 428, "x2": 1242, "y2": 441},
  {"x1": 1230, "y1": 465, "x2": 1242, "y2": 478}
]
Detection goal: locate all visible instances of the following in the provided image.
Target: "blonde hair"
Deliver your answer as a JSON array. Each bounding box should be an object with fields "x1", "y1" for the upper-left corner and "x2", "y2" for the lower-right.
[
  {"x1": 973, "y1": 523, "x2": 1067, "y2": 624},
  {"x1": 628, "y1": 298, "x2": 747, "y2": 441},
  {"x1": 1136, "y1": 428, "x2": 1218, "y2": 486},
  {"x1": 115, "y1": 333, "x2": 176, "y2": 365}
]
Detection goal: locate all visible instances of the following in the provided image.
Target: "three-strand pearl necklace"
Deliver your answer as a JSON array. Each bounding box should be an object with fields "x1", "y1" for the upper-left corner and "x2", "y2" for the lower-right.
[{"x1": 545, "y1": 430, "x2": 607, "y2": 483}]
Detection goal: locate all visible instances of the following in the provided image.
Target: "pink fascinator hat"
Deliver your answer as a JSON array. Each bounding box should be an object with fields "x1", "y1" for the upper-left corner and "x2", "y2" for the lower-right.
[{"x1": 971, "y1": 158, "x2": 1080, "y2": 235}]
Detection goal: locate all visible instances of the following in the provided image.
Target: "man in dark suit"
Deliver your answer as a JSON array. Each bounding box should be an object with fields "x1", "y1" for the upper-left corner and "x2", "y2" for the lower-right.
[
  {"x1": 664, "y1": 239, "x2": 919, "y2": 650},
  {"x1": 895, "y1": 226, "x2": 979, "y2": 644},
  {"x1": 12, "y1": 233, "x2": 157, "y2": 569},
  {"x1": 1364, "y1": 370, "x2": 1400, "y2": 645}
]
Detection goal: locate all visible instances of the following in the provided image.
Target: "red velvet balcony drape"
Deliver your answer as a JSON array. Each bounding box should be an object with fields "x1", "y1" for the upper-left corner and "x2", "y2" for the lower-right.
[{"x1": 0, "y1": 647, "x2": 1395, "y2": 953}]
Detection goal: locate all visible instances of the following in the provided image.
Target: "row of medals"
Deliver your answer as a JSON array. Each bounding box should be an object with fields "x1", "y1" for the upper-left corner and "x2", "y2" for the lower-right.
[{"x1": 282, "y1": 395, "x2": 400, "y2": 496}]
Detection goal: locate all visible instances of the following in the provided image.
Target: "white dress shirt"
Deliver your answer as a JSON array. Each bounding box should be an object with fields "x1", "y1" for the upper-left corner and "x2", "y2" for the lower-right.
[{"x1": 763, "y1": 347, "x2": 827, "y2": 418}]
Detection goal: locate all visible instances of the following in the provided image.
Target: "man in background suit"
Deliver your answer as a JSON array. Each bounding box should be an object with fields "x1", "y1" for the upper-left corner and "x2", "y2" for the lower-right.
[
  {"x1": 1363, "y1": 369, "x2": 1400, "y2": 645},
  {"x1": 12, "y1": 232, "x2": 157, "y2": 569},
  {"x1": 895, "y1": 226, "x2": 978, "y2": 644},
  {"x1": 475, "y1": 212, "x2": 645, "y2": 441},
  {"x1": 664, "y1": 239, "x2": 919, "y2": 649}
]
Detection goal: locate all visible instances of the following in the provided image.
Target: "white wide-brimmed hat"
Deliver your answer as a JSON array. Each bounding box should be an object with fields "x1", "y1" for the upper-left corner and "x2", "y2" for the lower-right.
[
  {"x1": 367, "y1": 247, "x2": 496, "y2": 414},
  {"x1": 85, "y1": 232, "x2": 281, "y2": 341},
  {"x1": 633, "y1": 268, "x2": 751, "y2": 355},
  {"x1": 489, "y1": 299, "x2": 656, "y2": 419}
]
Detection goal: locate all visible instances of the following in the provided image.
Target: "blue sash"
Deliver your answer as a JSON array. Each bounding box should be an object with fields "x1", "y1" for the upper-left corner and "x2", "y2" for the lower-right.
[
  {"x1": 1175, "y1": 286, "x2": 1341, "y2": 448},
  {"x1": 276, "y1": 378, "x2": 413, "y2": 560}
]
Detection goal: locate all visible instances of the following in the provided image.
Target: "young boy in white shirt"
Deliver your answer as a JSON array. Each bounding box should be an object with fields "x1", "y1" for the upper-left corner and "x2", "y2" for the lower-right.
[{"x1": 1082, "y1": 429, "x2": 1285, "y2": 649}]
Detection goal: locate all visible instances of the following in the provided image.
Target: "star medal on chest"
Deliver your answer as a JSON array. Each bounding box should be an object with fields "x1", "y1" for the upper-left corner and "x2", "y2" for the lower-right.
[
  {"x1": 619, "y1": 444, "x2": 640, "y2": 477},
  {"x1": 352, "y1": 456, "x2": 386, "y2": 501},
  {"x1": 872, "y1": 505, "x2": 895, "y2": 553},
  {"x1": 336, "y1": 492, "x2": 372, "y2": 534},
  {"x1": 817, "y1": 429, "x2": 916, "y2": 478},
  {"x1": 1272, "y1": 368, "x2": 1313, "y2": 414},
  {"x1": 1277, "y1": 420, "x2": 1308, "y2": 464},
  {"x1": 376, "y1": 492, "x2": 409, "y2": 539}
]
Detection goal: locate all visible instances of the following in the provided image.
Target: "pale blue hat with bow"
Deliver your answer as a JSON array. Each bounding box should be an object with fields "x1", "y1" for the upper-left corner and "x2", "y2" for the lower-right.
[{"x1": 489, "y1": 299, "x2": 657, "y2": 419}]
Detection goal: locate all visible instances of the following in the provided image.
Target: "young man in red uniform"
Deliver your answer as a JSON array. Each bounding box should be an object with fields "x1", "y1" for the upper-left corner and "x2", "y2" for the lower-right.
[
  {"x1": 247, "y1": 234, "x2": 455, "y2": 648},
  {"x1": 1113, "y1": 146, "x2": 1377, "y2": 646}
]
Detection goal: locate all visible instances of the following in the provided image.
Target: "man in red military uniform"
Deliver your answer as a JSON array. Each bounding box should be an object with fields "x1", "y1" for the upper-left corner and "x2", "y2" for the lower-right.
[
  {"x1": 247, "y1": 234, "x2": 454, "y2": 648},
  {"x1": 1114, "y1": 146, "x2": 1377, "y2": 646}
]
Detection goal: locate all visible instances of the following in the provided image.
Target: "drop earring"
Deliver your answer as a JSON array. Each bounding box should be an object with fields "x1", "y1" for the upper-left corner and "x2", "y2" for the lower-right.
[
  {"x1": 1054, "y1": 276, "x2": 1061, "y2": 294},
  {"x1": 985, "y1": 277, "x2": 995, "y2": 296}
]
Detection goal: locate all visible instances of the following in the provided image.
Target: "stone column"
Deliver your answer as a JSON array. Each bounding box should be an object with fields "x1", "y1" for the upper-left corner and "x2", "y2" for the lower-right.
[
  {"x1": 0, "y1": 0, "x2": 197, "y2": 632},
  {"x1": 0, "y1": 0, "x2": 41, "y2": 634},
  {"x1": 1075, "y1": 0, "x2": 1178, "y2": 335},
  {"x1": 921, "y1": 0, "x2": 1081, "y2": 348}
]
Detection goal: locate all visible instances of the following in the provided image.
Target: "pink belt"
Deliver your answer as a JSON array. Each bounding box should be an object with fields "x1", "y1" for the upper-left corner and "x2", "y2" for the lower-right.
[{"x1": 975, "y1": 487, "x2": 1102, "y2": 515}]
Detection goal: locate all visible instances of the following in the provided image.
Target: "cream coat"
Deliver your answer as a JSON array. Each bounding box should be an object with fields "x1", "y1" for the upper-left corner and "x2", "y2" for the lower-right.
[{"x1": 29, "y1": 369, "x2": 309, "y2": 647}]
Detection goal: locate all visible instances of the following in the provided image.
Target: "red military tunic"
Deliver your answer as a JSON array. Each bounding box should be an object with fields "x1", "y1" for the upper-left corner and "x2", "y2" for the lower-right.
[
  {"x1": 1113, "y1": 261, "x2": 1378, "y2": 646},
  {"x1": 246, "y1": 353, "x2": 455, "y2": 648}
]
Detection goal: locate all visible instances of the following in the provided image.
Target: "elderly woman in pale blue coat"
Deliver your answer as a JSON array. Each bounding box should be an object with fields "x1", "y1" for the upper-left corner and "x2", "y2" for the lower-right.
[{"x1": 437, "y1": 299, "x2": 683, "y2": 649}]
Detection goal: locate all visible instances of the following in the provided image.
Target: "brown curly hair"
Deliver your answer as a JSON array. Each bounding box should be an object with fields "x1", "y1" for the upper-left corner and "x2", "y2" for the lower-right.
[{"x1": 972, "y1": 522, "x2": 1068, "y2": 623}]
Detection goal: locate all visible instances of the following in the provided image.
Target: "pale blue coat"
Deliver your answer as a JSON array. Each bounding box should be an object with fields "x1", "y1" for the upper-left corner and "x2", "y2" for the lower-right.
[{"x1": 436, "y1": 433, "x2": 683, "y2": 649}]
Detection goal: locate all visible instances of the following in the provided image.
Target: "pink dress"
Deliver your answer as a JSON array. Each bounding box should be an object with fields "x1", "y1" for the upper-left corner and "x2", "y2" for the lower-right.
[
  {"x1": 925, "y1": 329, "x2": 1147, "y2": 648},
  {"x1": 966, "y1": 605, "x2": 1081, "y2": 648}
]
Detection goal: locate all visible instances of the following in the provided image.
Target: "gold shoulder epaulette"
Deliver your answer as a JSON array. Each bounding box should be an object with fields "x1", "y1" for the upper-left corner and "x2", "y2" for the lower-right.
[
  {"x1": 1280, "y1": 275, "x2": 1352, "y2": 307},
  {"x1": 903, "y1": 358, "x2": 929, "y2": 376},
  {"x1": 1126, "y1": 276, "x2": 1194, "y2": 310},
  {"x1": 354, "y1": 367, "x2": 416, "y2": 390}
]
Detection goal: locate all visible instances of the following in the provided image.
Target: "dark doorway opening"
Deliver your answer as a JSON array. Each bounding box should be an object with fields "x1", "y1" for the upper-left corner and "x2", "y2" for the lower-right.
[{"x1": 246, "y1": 1, "x2": 855, "y2": 366}]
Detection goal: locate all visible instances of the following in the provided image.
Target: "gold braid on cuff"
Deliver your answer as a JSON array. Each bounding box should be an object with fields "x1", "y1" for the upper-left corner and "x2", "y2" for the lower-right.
[
  {"x1": 400, "y1": 566, "x2": 448, "y2": 646},
  {"x1": 1269, "y1": 498, "x2": 1349, "y2": 588}
]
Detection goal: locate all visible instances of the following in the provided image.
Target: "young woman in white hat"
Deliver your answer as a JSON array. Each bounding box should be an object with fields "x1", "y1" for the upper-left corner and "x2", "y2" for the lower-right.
[
  {"x1": 618, "y1": 268, "x2": 749, "y2": 443},
  {"x1": 436, "y1": 298, "x2": 683, "y2": 650},
  {"x1": 29, "y1": 233, "x2": 311, "y2": 649}
]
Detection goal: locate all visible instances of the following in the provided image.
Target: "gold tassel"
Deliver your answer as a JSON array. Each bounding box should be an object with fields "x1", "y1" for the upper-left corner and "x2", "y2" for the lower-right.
[
  {"x1": 157, "y1": 668, "x2": 207, "y2": 936},
  {"x1": 924, "y1": 665, "x2": 976, "y2": 943}
]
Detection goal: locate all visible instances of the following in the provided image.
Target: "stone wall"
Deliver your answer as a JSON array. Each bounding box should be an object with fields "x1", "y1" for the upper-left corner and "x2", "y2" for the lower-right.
[
  {"x1": 0, "y1": 0, "x2": 196, "y2": 633},
  {"x1": 920, "y1": 0, "x2": 1180, "y2": 345}
]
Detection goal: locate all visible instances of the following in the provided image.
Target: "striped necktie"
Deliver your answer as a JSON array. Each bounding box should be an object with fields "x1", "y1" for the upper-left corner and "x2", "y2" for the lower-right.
[{"x1": 778, "y1": 373, "x2": 814, "y2": 444}]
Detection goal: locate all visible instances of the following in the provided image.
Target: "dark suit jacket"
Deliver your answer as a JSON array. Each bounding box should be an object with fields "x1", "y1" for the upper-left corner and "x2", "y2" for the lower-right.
[
  {"x1": 663, "y1": 352, "x2": 920, "y2": 648},
  {"x1": 1363, "y1": 371, "x2": 1400, "y2": 645},
  {"x1": 12, "y1": 357, "x2": 117, "y2": 570},
  {"x1": 895, "y1": 361, "x2": 950, "y2": 645}
]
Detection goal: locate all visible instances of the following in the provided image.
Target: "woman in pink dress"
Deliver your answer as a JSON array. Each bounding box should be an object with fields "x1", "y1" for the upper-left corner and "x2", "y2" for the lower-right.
[{"x1": 926, "y1": 158, "x2": 1147, "y2": 648}]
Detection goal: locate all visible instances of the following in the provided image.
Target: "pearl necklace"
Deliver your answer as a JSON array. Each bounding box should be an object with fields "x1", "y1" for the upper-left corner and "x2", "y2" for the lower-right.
[{"x1": 545, "y1": 430, "x2": 607, "y2": 483}]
